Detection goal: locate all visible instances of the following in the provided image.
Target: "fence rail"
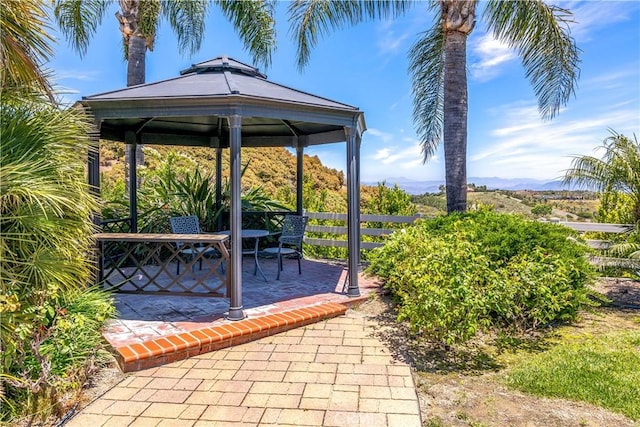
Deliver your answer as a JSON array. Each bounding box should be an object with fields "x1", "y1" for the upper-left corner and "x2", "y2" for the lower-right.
[
  {"x1": 304, "y1": 212, "x2": 421, "y2": 250},
  {"x1": 99, "y1": 213, "x2": 635, "y2": 255},
  {"x1": 303, "y1": 215, "x2": 637, "y2": 252},
  {"x1": 555, "y1": 221, "x2": 634, "y2": 234}
]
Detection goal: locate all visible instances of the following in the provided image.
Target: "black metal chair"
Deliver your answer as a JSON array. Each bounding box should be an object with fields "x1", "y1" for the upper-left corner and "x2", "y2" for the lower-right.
[
  {"x1": 263, "y1": 215, "x2": 308, "y2": 280},
  {"x1": 169, "y1": 215, "x2": 217, "y2": 274}
]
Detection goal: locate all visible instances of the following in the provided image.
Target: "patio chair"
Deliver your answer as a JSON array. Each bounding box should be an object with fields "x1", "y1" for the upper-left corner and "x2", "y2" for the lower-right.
[
  {"x1": 263, "y1": 215, "x2": 308, "y2": 280},
  {"x1": 169, "y1": 215, "x2": 219, "y2": 274}
]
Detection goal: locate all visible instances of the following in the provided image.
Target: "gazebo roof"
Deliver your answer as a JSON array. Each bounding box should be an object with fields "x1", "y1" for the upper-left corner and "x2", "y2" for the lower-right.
[{"x1": 81, "y1": 56, "x2": 366, "y2": 148}]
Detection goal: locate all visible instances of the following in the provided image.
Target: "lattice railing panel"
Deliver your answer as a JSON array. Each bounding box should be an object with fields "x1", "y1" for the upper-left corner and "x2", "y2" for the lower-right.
[{"x1": 96, "y1": 233, "x2": 229, "y2": 297}]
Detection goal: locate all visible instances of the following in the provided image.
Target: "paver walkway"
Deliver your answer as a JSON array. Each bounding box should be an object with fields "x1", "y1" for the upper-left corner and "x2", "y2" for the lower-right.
[{"x1": 67, "y1": 308, "x2": 422, "y2": 427}]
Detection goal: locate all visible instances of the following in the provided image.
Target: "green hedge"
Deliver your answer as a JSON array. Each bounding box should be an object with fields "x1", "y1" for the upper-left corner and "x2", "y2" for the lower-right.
[{"x1": 367, "y1": 211, "x2": 598, "y2": 344}]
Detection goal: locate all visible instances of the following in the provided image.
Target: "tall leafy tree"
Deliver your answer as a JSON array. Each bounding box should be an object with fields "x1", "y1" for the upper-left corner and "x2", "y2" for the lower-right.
[
  {"x1": 564, "y1": 130, "x2": 640, "y2": 223},
  {"x1": 289, "y1": 0, "x2": 579, "y2": 212}
]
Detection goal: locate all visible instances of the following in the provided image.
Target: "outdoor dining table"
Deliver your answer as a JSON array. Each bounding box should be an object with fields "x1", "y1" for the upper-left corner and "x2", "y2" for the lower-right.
[{"x1": 218, "y1": 229, "x2": 270, "y2": 282}]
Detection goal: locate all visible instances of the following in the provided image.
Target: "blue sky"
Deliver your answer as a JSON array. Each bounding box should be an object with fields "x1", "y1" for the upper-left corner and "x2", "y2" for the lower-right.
[{"x1": 49, "y1": 1, "x2": 640, "y2": 184}]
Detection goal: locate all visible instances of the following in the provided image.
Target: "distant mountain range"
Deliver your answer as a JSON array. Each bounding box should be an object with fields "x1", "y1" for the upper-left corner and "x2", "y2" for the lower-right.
[{"x1": 365, "y1": 177, "x2": 575, "y2": 194}]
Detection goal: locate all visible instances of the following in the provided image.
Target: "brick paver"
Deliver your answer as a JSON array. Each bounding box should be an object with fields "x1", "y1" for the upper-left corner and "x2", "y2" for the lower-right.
[{"x1": 66, "y1": 309, "x2": 422, "y2": 427}]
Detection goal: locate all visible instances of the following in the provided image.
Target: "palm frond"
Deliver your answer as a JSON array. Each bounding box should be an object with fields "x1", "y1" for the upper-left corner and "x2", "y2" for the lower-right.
[
  {"x1": 53, "y1": 0, "x2": 110, "y2": 57},
  {"x1": 483, "y1": 0, "x2": 580, "y2": 120},
  {"x1": 607, "y1": 240, "x2": 640, "y2": 259},
  {"x1": 161, "y1": 0, "x2": 209, "y2": 56},
  {"x1": 564, "y1": 131, "x2": 640, "y2": 191},
  {"x1": 216, "y1": 0, "x2": 277, "y2": 68},
  {"x1": 1, "y1": 94, "x2": 99, "y2": 295},
  {"x1": 409, "y1": 22, "x2": 445, "y2": 161},
  {"x1": 288, "y1": 0, "x2": 413, "y2": 70},
  {"x1": 140, "y1": 0, "x2": 161, "y2": 51},
  {"x1": 0, "y1": 0, "x2": 55, "y2": 100},
  {"x1": 564, "y1": 131, "x2": 640, "y2": 222},
  {"x1": 562, "y1": 155, "x2": 609, "y2": 192}
]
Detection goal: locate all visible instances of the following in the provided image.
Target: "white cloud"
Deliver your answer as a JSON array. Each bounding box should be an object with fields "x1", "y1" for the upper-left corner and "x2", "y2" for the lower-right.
[
  {"x1": 372, "y1": 147, "x2": 392, "y2": 161},
  {"x1": 468, "y1": 2, "x2": 639, "y2": 83},
  {"x1": 374, "y1": 9, "x2": 433, "y2": 57},
  {"x1": 361, "y1": 134, "x2": 443, "y2": 181},
  {"x1": 469, "y1": 33, "x2": 517, "y2": 82},
  {"x1": 469, "y1": 99, "x2": 640, "y2": 179},
  {"x1": 305, "y1": 133, "x2": 444, "y2": 183},
  {"x1": 565, "y1": 1, "x2": 637, "y2": 42},
  {"x1": 376, "y1": 20, "x2": 411, "y2": 55},
  {"x1": 53, "y1": 86, "x2": 80, "y2": 95},
  {"x1": 53, "y1": 69, "x2": 101, "y2": 81},
  {"x1": 581, "y1": 67, "x2": 640, "y2": 92},
  {"x1": 367, "y1": 128, "x2": 394, "y2": 144}
]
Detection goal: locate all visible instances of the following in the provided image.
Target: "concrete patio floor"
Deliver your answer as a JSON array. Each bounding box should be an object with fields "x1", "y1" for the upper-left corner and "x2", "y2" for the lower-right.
[{"x1": 103, "y1": 257, "x2": 380, "y2": 371}]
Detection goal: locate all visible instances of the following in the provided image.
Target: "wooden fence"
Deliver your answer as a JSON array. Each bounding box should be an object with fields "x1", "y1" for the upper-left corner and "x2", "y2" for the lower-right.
[
  {"x1": 304, "y1": 212, "x2": 421, "y2": 249},
  {"x1": 551, "y1": 220, "x2": 637, "y2": 268},
  {"x1": 303, "y1": 214, "x2": 636, "y2": 254},
  {"x1": 101, "y1": 213, "x2": 636, "y2": 264}
]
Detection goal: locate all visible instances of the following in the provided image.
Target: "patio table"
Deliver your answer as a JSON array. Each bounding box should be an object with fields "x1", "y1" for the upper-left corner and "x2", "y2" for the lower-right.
[{"x1": 218, "y1": 229, "x2": 269, "y2": 282}]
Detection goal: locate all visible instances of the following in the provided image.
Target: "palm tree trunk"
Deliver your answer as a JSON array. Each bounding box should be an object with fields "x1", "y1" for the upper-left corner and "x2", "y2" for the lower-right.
[
  {"x1": 127, "y1": 35, "x2": 146, "y2": 169},
  {"x1": 443, "y1": 30, "x2": 468, "y2": 213},
  {"x1": 441, "y1": 0, "x2": 476, "y2": 213},
  {"x1": 117, "y1": 1, "x2": 146, "y2": 195},
  {"x1": 126, "y1": 35, "x2": 146, "y2": 87}
]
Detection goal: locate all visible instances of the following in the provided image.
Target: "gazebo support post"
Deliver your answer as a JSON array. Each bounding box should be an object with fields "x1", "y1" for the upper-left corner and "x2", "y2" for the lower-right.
[
  {"x1": 125, "y1": 131, "x2": 138, "y2": 233},
  {"x1": 227, "y1": 115, "x2": 245, "y2": 320},
  {"x1": 215, "y1": 147, "x2": 223, "y2": 231},
  {"x1": 88, "y1": 130, "x2": 103, "y2": 283},
  {"x1": 88, "y1": 129, "x2": 101, "y2": 225},
  {"x1": 345, "y1": 126, "x2": 360, "y2": 297},
  {"x1": 296, "y1": 144, "x2": 304, "y2": 215},
  {"x1": 356, "y1": 137, "x2": 362, "y2": 265}
]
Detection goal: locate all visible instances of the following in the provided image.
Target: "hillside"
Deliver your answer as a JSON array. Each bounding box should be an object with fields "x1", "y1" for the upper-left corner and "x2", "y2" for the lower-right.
[
  {"x1": 100, "y1": 141, "x2": 345, "y2": 197},
  {"x1": 412, "y1": 190, "x2": 600, "y2": 220}
]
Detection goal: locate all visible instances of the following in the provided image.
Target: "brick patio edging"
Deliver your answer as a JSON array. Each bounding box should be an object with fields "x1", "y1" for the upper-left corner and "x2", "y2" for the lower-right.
[{"x1": 111, "y1": 302, "x2": 348, "y2": 372}]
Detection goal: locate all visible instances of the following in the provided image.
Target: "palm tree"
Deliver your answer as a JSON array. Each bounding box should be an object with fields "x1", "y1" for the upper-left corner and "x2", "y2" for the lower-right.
[
  {"x1": 0, "y1": 0, "x2": 55, "y2": 100},
  {"x1": 53, "y1": 0, "x2": 278, "y2": 183},
  {"x1": 289, "y1": 0, "x2": 579, "y2": 213},
  {"x1": 563, "y1": 131, "x2": 640, "y2": 223},
  {"x1": 54, "y1": 0, "x2": 277, "y2": 86}
]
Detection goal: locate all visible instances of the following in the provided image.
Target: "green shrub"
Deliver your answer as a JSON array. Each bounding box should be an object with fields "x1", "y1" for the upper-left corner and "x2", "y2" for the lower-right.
[
  {"x1": 411, "y1": 193, "x2": 447, "y2": 211},
  {"x1": 531, "y1": 203, "x2": 552, "y2": 216},
  {"x1": 103, "y1": 149, "x2": 289, "y2": 233},
  {"x1": 367, "y1": 211, "x2": 597, "y2": 345},
  {"x1": 2, "y1": 287, "x2": 115, "y2": 421},
  {"x1": 1, "y1": 94, "x2": 115, "y2": 422}
]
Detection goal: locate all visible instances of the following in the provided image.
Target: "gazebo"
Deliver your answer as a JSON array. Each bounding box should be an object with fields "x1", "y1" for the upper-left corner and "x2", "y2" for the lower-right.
[{"x1": 80, "y1": 56, "x2": 365, "y2": 320}]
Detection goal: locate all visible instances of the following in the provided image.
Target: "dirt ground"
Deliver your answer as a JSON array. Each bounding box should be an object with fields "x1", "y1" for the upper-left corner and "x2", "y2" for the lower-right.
[{"x1": 357, "y1": 278, "x2": 640, "y2": 427}]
